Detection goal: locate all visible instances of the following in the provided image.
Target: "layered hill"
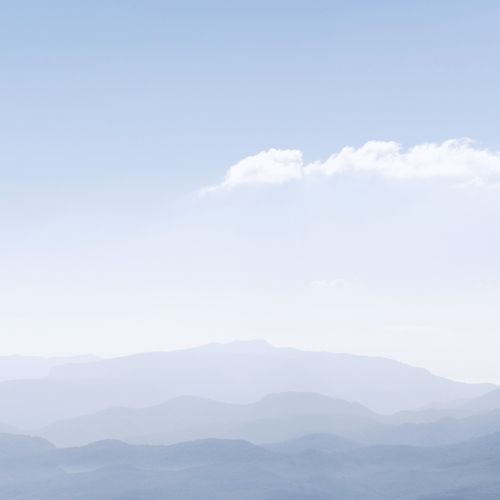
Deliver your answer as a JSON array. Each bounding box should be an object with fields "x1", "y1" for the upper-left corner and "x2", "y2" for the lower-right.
[
  {"x1": 0, "y1": 341, "x2": 494, "y2": 429},
  {"x1": 37, "y1": 392, "x2": 381, "y2": 447},
  {"x1": 2, "y1": 431, "x2": 500, "y2": 500},
  {"x1": 47, "y1": 341, "x2": 493, "y2": 415},
  {"x1": 36, "y1": 388, "x2": 500, "y2": 448}
]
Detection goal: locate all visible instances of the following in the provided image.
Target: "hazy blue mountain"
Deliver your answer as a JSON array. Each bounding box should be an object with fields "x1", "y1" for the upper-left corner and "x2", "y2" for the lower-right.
[
  {"x1": 0, "y1": 422, "x2": 19, "y2": 434},
  {"x1": 47, "y1": 340, "x2": 494, "y2": 411},
  {"x1": 36, "y1": 389, "x2": 500, "y2": 449},
  {"x1": 388, "y1": 386, "x2": 500, "y2": 424},
  {"x1": 0, "y1": 433, "x2": 55, "y2": 459},
  {"x1": 38, "y1": 392, "x2": 382, "y2": 447},
  {"x1": 420, "y1": 483, "x2": 500, "y2": 500},
  {"x1": 0, "y1": 355, "x2": 99, "y2": 382},
  {"x1": 0, "y1": 341, "x2": 495, "y2": 429},
  {"x1": 0, "y1": 378, "x2": 155, "y2": 428},
  {"x1": 457, "y1": 387, "x2": 500, "y2": 413},
  {"x1": 370, "y1": 408, "x2": 500, "y2": 446},
  {"x1": 247, "y1": 391, "x2": 372, "y2": 418},
  {"x1": 52, "y1": 438, "x2": 276, "y2": 471},
  {"x1": 38, "y1": 396, "x2": 239, "y2": 446},
  {"x1": 1, "y1": 432, "x2": 500, "y2": 500},
  {"x1": 265, "y1": 433, "x2": 359, "y2": 454}
]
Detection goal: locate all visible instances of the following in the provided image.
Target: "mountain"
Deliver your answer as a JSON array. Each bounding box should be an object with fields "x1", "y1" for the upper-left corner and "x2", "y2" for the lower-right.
[
  {"x1": 38, "y1": 395, "x2": 239, "y2": 447},
  {"x1": 51, "y1": 340, "x2": 496, "y2": 405},
  {"x1": 48, "y1": 341, "x2": 493, "y2": 415},
  {"x1": 1, "y1": 432, "x2": 500, "y2": 500},
  {"x1": 38, "y1": 390, "x2": 500, "y2": 449},
  {"x1": 0, "y1": 422, "x2": 19, "y2": 434},
  {"x1": 38, "y1": 392, "x2": 382, "y2": 447},
  {"x1": 0, "y1": 355, "x2": 99, "y2": 382},
  {"x1": 388, "y1": 386, "x2": 500, "y2": 424},
  {"x1": 457, "y1": 387, "x2": 500, "y2": 413},
  {"x1": 0, "y1": 341, "x2": 494, "y2": 429},
  {"x1": 51, "y1": 438, "x2": 276, "y2": 471},
  {"x1": 369, "y1": 408, "x2": 500, "y2": 447},
  {"x1": 265, "y1": 433, "x2": 359, "y2": 454},
  {"x1": 0, "y1": 377, "x2": 152, "y2": 428},
  {"x1": 0, "y1": 433, "x2": 55, "y2": 459}
]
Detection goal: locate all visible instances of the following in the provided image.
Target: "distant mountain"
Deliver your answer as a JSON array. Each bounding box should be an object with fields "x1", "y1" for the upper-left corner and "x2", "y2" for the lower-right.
[
  {"x1": 37, "y1": 389, "x2": 500, "y2": 449},
  {"x1": 0, "y1": 433, "x2": 55, "y2": 459},
  {"x1": 0, "y1": 355, "x2": 99, "y2": 382},
  {"x1": 2, "y1": 431, "x2": 500, "y2": 500},
  {"x1": 420, "y1": 482, "x2": 500, "y2": 500},
  {"x1": 0, "y1": 422, "x2": 19, "y2": 434},
  {"x1": 457, "y1": 387, "x2": 500, "y2": 413},
  {"x1": 52, "y1": 438, "x2": 276, "y2": 471},
  {"x1": 0, "y1": 377, "x2": 150, "y2": 428},
  {"x1": 369, "y1": 408, "x2": 500, "y2": 447},
  {"x1": 47, "y1": 341, "x2": 493, "y2": 416},
  {"x1": 38, "y1": 392, "x2": 382, "y2": 447},
  {"x1": 265, "y1": 433, "x2": 359, "y2": 454},
  {"x1": 38, "y1": 395, "x2": 239, "y2": 446},
  {"x1": 387, "y1": 386, "x2": 500, "y2": 425},
  {"x1": 0, "y1": 341, "x2": 495, "y2": 429}
]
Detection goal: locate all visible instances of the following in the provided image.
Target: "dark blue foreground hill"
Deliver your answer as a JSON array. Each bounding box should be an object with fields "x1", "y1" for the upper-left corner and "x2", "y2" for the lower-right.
[{"x1": 2, "y1": 431, "x2": 500, "y2": 500}]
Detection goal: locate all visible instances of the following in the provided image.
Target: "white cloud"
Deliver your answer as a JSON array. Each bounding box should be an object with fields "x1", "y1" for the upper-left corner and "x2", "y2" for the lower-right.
[
  {"x1": 202, "y1": 139, "x2": 500, "y2": 193},
  {"x1": 200, "y1": 148, "x2": 303, "y2": 195},
  {"x1": 308, "y1": 138, "x2": 500, "y2": 179}
]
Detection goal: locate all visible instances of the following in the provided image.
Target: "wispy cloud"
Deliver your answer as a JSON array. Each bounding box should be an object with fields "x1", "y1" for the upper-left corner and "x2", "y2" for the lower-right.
[{"x1": 202, "y1": 139, "x2": 500, "y2": 193}]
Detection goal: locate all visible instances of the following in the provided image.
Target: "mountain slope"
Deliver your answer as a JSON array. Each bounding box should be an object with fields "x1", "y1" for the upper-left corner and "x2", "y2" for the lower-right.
[
  {"x1": 0, "y1": 355, "x2": 99, "y2": 382},
  {"x1": 38, "y1": 392, "x2": 381, "y2": 447},
  {"x1": 2, "y1": 431, "x2": 500, "y2": 500},
  {"x1": 265, "y1": 433, "x2": 359, "y2": 454},
  {"x1": 0, "y1": 433, "x2": 55, "y2": 459},
  {"x1": 0, "y1": 341, "x2": 494, "y2": 428},
  {"x1": 48, "y1": 340, "x2": 494, "y2": 413},
  {"x1": 388, "y1": 387, "x2": 500, "y2": 424},
  {"x1": 370, "y1": 408, "x2": 500, "y2": 447},
  {"x1": 37, "y1": 389, "x2": 500, "y2": 449}
]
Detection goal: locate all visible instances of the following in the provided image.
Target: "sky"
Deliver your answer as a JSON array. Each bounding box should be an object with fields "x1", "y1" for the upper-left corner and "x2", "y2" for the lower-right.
[{"x1": 1, "y1": 0, "x2": 500, "y2": 383}]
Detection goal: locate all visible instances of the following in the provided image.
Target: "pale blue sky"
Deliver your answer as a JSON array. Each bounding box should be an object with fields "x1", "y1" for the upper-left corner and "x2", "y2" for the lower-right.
[{"x1": 2, "y1": 1, "x2": 500, "y2": 382}]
